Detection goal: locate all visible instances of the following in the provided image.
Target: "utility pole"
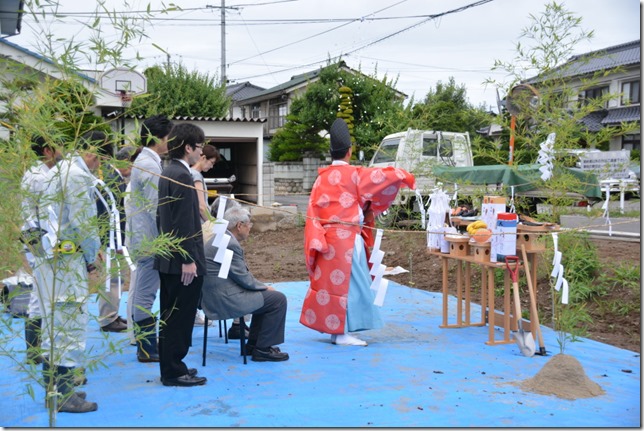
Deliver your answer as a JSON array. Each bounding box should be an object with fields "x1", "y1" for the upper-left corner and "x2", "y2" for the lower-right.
[
  {"x1": 221, "y1": 0, "x2": 226, "y2": 86},
  {"x1": 207, "y1": 2, "x2": 237, "y2": 86}
]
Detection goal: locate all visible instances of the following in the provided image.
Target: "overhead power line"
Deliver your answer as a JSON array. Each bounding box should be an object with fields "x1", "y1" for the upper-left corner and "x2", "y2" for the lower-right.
[
  {"x1": 230, "y1": 0, "x2": 408, "y2": 65},
  {"x1": 234, "y1": 0, "x2": 494, "y2": 81}
]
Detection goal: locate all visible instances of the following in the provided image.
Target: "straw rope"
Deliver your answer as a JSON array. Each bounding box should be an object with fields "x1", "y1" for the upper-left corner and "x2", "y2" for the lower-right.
[{"x1": 132, "y1": 163, "x2": 637, "y2": 242}]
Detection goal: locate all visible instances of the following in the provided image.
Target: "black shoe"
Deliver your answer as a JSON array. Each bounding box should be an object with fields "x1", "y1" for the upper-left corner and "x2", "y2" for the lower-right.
[
  {"x1": 187, "y1": 368, "x2": 197, "y2": 377},
  {"x1": 117, "y1": 316, "x2": 127, "y2": 325},
  {"x1": 242, "y1": 344, "x2": 282, "y2": 356},
  {"x1": 227, "y1": 322, "x2": 250, "y2": 340},
  {"x1": 251, "y1": 346, "x2": 289, "y2": 362},
  {"x1": 162, "y1": 374, "x2": 207, "y2": 387},
  {"x1": 101, "y1": 320, "x2": 127, "y2": 333}
]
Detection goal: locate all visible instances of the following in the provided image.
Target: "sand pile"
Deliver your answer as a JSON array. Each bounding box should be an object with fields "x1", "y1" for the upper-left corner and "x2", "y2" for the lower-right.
[{"x1": 520, "y1": 353, "x2": 605, "y2": 400}]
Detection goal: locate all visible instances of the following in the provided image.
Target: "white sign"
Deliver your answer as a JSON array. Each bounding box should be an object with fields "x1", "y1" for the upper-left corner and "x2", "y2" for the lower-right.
[{"x1": 577, "y1": 150, "x2": 631, "y2": 180}]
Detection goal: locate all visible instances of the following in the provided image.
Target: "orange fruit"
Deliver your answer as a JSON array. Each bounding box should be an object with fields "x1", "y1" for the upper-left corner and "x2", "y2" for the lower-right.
[{"x1": 472, "y1": 228, "x2": 492, "y2": 243}]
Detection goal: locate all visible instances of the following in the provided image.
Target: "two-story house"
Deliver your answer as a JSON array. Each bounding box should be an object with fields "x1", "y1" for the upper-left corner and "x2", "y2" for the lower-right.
[
  {"x1": 526, "y1": 39, "x2": 640, "y2": 152},
  {"x1": 226, "y1": 81, "x2": 265, "y2": 119}
]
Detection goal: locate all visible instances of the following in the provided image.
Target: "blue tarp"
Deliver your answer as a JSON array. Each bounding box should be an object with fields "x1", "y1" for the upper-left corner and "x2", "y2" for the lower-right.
[{"x1": 0, "y1": 281, "x2": 640, "y2": 427}]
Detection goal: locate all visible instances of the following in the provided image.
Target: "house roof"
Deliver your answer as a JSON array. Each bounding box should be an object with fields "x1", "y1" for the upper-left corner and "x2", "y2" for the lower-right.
[
  {"x1": 579, "y1": 105, "x2": 641, "y2": 132},
  {"x1": 601, "y1": 105, "x2": 641, "y2": 124},
  {"x1": 237, "y1": 61, "x2": 407, "y2": 104},
  {"x1": 226, "y1": 81, "x2": 265, "y2": 102},
  {"x1": 105, "y1": 112, "x2": 266, "y2": 123},
  {"x1": 0, "y1": 37, "x2": 96, "y2": 83},
  {"x1": 578, "y1": 109, "x2": 609, "y2": 132},
  {"x1": 525, "y1": 39, "x2": 640, "y2": 83},
  {"x1": 237, "y1": 66, "x2": 332, "y2": 103}
]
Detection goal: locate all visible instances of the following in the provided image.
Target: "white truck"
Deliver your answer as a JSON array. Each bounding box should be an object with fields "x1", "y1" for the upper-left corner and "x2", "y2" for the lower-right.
[{"x1": 368, "y1": 129, "x2": 474, "y2": 222}]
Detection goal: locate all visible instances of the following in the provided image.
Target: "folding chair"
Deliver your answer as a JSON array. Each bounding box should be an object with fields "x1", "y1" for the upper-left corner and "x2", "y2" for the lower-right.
[{"x1": 202, "y1": 316, "x2": 247, "y2": 365}]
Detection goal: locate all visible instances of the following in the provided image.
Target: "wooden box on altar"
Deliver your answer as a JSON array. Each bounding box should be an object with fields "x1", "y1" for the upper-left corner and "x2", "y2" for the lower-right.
[
  {"x1": 516, "y1": 225, "x2": 548, "y2": 252},
  {"x1": 471, "y1": 241, "x2": 491, "y2": 262},
  {"x1": 446, "y1": 235, "x2": 470, "y2": 257}
]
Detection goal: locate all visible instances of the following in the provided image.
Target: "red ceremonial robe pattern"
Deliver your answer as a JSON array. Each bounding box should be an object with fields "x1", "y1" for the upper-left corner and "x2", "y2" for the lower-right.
[{"x1": 299, "y1": 164, "x2": 415, "y2": 334}]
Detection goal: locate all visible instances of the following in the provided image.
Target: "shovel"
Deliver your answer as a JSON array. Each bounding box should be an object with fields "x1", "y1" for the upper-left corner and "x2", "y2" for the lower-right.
[
  {"x1": 520, "y1": 244, "x2": 547, "y2": 356},
  {"x1": 505, "y1": 256, "x2": 536, "y2": 357}
]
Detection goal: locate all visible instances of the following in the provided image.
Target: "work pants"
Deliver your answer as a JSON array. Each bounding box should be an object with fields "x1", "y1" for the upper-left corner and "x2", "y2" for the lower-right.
[{"x1": 33, "y1": 254, "x2": 89, "y2": 368}]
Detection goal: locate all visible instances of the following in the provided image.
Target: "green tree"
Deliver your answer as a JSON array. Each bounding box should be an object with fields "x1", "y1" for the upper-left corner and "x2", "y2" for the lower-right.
[
  {"x1": 268, "y1": 61, "x2": 405, "y2": 161},
  {"x1": 400, "y1": 77, "x2": 493, "y2": 162},
  {"x1": 268, "y1": 106, "x2": 327, "y2": 161},
  {"x1": 127, "y1": 62, "x2": 230, "y2": 118}
]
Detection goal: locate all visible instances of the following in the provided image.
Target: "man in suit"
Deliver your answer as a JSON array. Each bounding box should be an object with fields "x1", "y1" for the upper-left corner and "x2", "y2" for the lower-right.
[
  {"x1": 201, "y1": 205, "x2": 289, "y2": 362},
  {"x1": 155, "y1": 123, "x2": 208, "y2": 386},
  {"x1": 125, "y1": 115, "x2": 174, "y2": 362}
]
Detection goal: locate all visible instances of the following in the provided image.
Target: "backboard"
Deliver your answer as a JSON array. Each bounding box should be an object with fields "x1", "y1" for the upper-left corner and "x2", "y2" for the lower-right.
[{"x1": 100, "y1": 67, "x2": 147, "y2": 96}]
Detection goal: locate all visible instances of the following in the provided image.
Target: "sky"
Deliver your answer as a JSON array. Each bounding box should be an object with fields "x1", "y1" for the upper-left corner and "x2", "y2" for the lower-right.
[{"x1": 6, "y1": 0, "x2": 642, "y2": 111}]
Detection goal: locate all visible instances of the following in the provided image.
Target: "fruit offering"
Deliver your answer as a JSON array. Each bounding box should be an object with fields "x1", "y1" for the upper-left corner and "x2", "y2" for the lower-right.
[
  {"x1": 471, "y1": 228, "x2": 492, "y2": 243},
  {"x1": 466, "y1": 220, "x2": 487, "y2": 236},
  {"x1": 466, "y1": 220, "x2": 491, "y2": 243}
]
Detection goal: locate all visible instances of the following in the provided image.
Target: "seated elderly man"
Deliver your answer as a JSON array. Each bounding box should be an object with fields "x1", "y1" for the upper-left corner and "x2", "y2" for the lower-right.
[{"x1": 201, "y1": 205, "x2": 289, "y2": 362}]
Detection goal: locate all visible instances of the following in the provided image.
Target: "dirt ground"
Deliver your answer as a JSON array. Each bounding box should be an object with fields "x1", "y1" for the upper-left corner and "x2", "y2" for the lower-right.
[{"x1": 244, "y1": 226, "x2": 641, "y2": 353}]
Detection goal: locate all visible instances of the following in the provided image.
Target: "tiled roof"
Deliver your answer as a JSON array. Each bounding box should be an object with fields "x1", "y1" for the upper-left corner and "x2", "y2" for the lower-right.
[
  {"x1": 563, "y1": 40, "x2": 640, "y2": 76},
  {"x1": 171, "y1": 115, "x2": 266, "y2": 123},
  {"x1": 578, "y1": 106, "x2": 640, "y2": 131},
  {"x1": 600, "y1": 106, "x2": 641, "y2": 124},
  {"x1": 107, "y1": 112, "x2": 266, "y2": 122},
  {"x1": 578, "y1": 109, "x2": 608, "y2": 132},
  {"x1": 226, "y1": 81, "x2": 265, "y2": 101},
  {"x1": 240, "y1": 68, "x2": 323, "y2": 101},
  {"x1": 525, "y1": 40, "x2": 640, "y2": 83}
]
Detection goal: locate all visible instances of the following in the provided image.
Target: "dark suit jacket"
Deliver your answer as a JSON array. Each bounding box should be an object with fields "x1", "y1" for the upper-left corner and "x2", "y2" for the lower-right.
[
  {"x1": 155, "y1": 159, "x2": 206, "y2": 276},
  {"x1": 201, "y1": 225, "x2": 265, "y2": 320}
]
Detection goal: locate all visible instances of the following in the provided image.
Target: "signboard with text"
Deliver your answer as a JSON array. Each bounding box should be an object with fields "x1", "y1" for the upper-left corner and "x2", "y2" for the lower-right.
[{"x1": 577, "y1": 150, "x2": 631, "y2": 180}]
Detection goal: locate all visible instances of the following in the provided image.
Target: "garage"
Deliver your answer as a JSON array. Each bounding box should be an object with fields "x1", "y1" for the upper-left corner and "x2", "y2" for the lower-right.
[{"x1": 109, "y1": 115, "x2": 266, "y2": 206}]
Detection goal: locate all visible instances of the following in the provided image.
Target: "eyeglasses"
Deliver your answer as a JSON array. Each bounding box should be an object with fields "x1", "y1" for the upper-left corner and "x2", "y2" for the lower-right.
[
  {"x1": 243, "y1": 221, "x2": 253, "y2": 228},
  {"x1": 194, "y1": 143, "x2": 204, "y2": 149}
]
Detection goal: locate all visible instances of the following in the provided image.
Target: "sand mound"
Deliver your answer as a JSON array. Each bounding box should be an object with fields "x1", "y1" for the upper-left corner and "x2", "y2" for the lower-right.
[{"x1": 520, "y1": 353, "x2": 605, "y2": 400}]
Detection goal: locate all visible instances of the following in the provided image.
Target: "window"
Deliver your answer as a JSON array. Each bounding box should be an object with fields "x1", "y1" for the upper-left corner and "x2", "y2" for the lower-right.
[
  {"x1": 621, "y1": 80, "x2": 640, "y2": 105},
  {"x1": 622, "y1": 134, "x2": 640, "y2": 152},
  {"x1": 268, "y1": 102, "x2": 287, "y2": 129},
  {"x1": 422, "y1": 136, "x2": 438, "y2": 157},
  {"x1": 439, "y1": 137, "x2": 454, "y2": 159},
  {"x1": 578, "y1": 85, "x2": 609, "y2": 108},
  {"x1": 251, "y1": 104, "x2": 261, "y2": 119},
  {"x1": 372, "y1": 138, "x2": 400, "y2": 164}
]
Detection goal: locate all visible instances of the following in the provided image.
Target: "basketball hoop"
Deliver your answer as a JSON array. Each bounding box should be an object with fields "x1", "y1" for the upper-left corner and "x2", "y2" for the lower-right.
[{"x1": 99, "y1": 67, "x2": 147, "y2": 108}]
